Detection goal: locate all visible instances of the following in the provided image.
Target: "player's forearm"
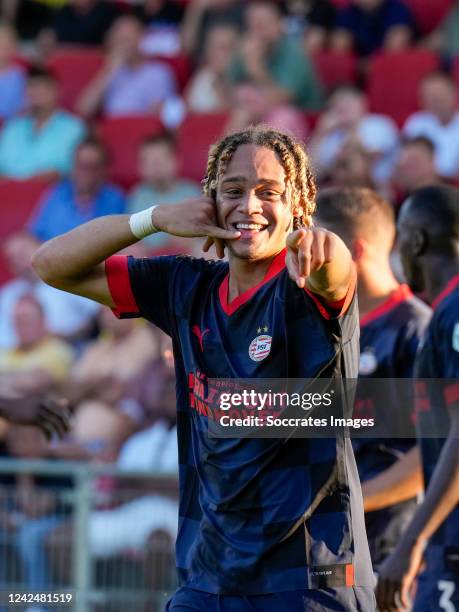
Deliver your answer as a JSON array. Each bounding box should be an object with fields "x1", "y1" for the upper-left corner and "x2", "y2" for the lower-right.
[
  {"x1": 397, "y1": 433, "x2": 459, "y2": 550},
  {"x1": 32, "y1": 215, "x2": 137, "y2": 287},
  {"x1": 362, "y1": 446, "x2": 423, "y2": 512}
]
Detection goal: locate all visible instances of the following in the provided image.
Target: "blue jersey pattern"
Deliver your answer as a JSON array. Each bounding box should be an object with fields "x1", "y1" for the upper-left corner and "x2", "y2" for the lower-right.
[{"x1": 105, "y1": 250, "x2": 374, "y2": 595}]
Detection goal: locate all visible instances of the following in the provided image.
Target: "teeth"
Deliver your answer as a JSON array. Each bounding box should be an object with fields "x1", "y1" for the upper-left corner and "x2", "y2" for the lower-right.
[{"x1": 236, "y1": 223, "x2": 264, "y2": 230}]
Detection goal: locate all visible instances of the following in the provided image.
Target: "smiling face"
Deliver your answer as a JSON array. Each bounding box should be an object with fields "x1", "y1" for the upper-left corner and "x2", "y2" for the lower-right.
[{"x1": 215, "y1": 144, "x2": 298, "y2": 261}]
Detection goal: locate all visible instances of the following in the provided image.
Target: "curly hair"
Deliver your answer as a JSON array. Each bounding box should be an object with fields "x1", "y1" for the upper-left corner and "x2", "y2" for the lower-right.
[{"x1": 202, "y1": 125, "x2": 317, "y2": 229}]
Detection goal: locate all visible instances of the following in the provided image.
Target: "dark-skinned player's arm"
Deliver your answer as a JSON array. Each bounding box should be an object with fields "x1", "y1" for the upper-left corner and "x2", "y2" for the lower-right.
[
  {"x1": 285, "y1": 227, "x2": 353, "y2": 301},
  {"x1": 362, "y1": 446, "x2": 423, "y2": 512},
  {"x1": 31, "y1": 199, "x2": 240, "y2": 306},
  {"x1": 376, "y1": 414, "x2": 459, "y2": 612}
]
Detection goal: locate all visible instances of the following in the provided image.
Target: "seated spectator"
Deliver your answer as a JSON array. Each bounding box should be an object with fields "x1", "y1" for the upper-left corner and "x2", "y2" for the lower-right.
[
  {"x1": 394, "y1": 137, "x2": 441, "y2": 197},
  {"x1": 403, "y1": 71, "x2": 459, "y2": 179},
  {"x1": 53, "y1": 0, "x2": 121, "y2": 46},
  {"x1": 29, "y1": 137, "x2": 126, "y2": 242},
  {"x1": 0, "y1": 24, "x2": 26, "y2": 120},
  {"x1": 327, "y1": 139, "x2": 377, "y2": 191},
  {"x1": 427, "y1": 0, "x2": 459, "y2": 60},
  {"x1": 127, "y1": 133, "x2": 201, "y2": 248},
  {"x1": 49, "y1": 307, "x2": 162, "y2": 462},
  {"x1": 283, "y1": 0, "x2": 337, "y2": 53},
  {"x1": 0, "y1": 294, "x2": 74, "y2": 394},
  {"x1": 185, "y1": 23, "x2": 238, "y2": 113},
  {"x1": 0, "y1": 233, "x2": 100, "y2": 350},
  {"x1": 181, "y1": 0, "x2": 244, "y2": 61},
  {"x1": 228, "y1": 1, "x2": 323, "y2": 110},
  {"x1": 0, "y1": 67, "x2": 85, "y2": 179},
  {"x1": 76, "y1": 16, "x2": 177, "y2": 119},
  {"x1": 331, "y1": 0, "x2": 415, "y2": 56},
  {"x1": 310, "y1": 85, "x2": 399, "y2": 185}
]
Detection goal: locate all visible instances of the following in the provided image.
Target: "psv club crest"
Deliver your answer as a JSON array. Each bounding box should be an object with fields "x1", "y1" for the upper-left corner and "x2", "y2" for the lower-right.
[{"x1": 249, "y1": 326, "x2": 272, "y2": 362}]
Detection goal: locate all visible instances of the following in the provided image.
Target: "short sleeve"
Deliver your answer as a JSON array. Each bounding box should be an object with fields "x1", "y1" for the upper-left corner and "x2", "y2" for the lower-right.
[{"x1": 105, "y1": 254, "x2": 221, "y2": 336}]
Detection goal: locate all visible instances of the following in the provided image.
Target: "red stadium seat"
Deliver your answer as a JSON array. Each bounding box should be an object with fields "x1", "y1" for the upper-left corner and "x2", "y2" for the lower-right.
[
  {"x1": 0, "y1": 178, "x2": 52, "y2": 285},
  {"x1": 404, "y1": 0, "x2": 453, "y2": 35},
  {"x1": 152, "y1": 54, "x2": 192, "y2": 93},
  {"x1": 47, "y1": 48, "x2": 104, "y2": 111},
  {"x1": 312, "y1": 50, "x2": 358, "y2": 92},
  {"x1": 366, "y1": 50, "x2": 440, "y2": 127},
  {"x1": 98, "y1": 116, "x2": 165, "y2": 189},
  {"x1": 177, "y1": 113, "x2": 229, "y2": 183}
]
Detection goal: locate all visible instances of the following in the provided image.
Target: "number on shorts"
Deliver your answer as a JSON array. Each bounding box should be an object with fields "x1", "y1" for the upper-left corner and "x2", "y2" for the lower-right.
[{"x1": 438, "y1": 580, "x2": 456, "y2": 612}]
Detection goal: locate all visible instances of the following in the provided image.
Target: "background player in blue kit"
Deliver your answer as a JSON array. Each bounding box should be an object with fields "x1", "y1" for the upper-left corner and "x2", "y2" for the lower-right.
[
  {"x1": 377, "y1": 185, "x2": 459, "y2": 611},
  {"x1": 31, "y1": 126, "x2": 376, "y2": 611},
  {"x1": 315, "y1": 187, "x2": 431, "y2": 569}
]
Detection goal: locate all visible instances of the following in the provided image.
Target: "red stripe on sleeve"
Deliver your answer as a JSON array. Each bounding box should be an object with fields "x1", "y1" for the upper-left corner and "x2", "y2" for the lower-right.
[
  {"x1": 304, "y1": 265, "x2": 357, "y2": 320},
  {"x1": 105, "y1": 255, "x2": 139, "y2": 318},
  {"x1": 444, "y1": 382, "x2": 459, "y2": 407}
]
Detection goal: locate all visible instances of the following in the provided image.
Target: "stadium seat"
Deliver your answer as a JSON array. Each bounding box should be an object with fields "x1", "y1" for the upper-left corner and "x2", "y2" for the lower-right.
[
  {"x1": 404, "y1": 0, "x2": 453, "y2": 35},
  {"x1": 366, "y1": 50, "x2": 440, "y2": 127},
  {"x1": 47, "y1": 48, "x2": 104, "y2": 112},
  {"x1": 152, "y1": 54, "x2": 192, "y2": 93},
  {"x1": 177, "y1": 113, "x2": 229, "y2": 183},
  {"x1": 97, "y1": 116, "x2": 165, "y2": 189},
  {"x1": 0, "y1": 178, "x2": 52, "y2": 285},
  {"x1": 312, "y1": 50, "x2": 358, "y2": 92}
]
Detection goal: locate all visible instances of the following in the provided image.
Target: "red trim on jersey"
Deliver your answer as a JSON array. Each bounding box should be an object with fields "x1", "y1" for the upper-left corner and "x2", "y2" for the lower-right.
[
  {"x1": 304, "y1": 265, "x2": 357, "y2": 320},
  {"x1": 219, "y1": 249, "x2": 287, "y2": 316},
  {"x1": 444, "y1": 382, "x2": 459, "y2": 407},
  {"x1": 360, "y1": 284, "x2": 413, "y2": 328},
  {"x1": 105, "y1": 255, "x2": 139, "y2": 318},
  {"x1": 345, "y1": 564, "x2": 355, "y2": 587},
  {"x1": 432, "y1": 274, "x2": 459, "y2": 310}
]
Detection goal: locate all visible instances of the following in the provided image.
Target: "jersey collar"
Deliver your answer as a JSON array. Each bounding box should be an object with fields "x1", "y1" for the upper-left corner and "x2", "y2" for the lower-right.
[
  {"x1": 219, "y1": 249, "x2": 286, "y2": 316},
  {"x1": 360, "y1": 284, "x2": 413, "y2": 328},
  {"x1": 431, "y1": 274, "x2": 459, "y2": 310}
]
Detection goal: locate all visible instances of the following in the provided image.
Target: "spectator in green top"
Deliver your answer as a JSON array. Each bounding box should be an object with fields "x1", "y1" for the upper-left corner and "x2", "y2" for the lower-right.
[{"x1": 227, "y1": 1, "x2": 323, "y2": 111}]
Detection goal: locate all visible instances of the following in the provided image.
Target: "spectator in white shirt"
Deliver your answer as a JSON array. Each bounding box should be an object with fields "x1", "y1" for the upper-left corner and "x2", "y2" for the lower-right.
[
  {"x1": 310, "y1": 85, "x2": 400, "y2": 186},
  {"x1": 403, "y1": 71, "x2": 459, "y2": 179},
  {"x1": 0, "y1": 233, "x2": 99, "y2": 349},
  {"x1": 76, "y1": 15, "x2": 177, "y2": 119}
]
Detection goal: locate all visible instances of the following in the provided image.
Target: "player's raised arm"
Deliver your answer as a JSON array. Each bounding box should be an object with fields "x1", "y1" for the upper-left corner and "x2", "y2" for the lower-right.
[
  {"x1": 285, "y1": 227, "x2": 353, "y2": 301},
  {"x1": 31, "y1": 198, "x2": 240, "y2": 306}
]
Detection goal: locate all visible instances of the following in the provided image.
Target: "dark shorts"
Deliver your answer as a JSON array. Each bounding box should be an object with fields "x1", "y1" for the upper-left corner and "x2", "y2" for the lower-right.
[{"x1": 166, "y1": 586, "x2": 376, "y2": 612}]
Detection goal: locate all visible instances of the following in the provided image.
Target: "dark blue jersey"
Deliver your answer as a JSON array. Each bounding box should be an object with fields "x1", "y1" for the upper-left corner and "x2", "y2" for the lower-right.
[
  {"x1": 105, "y1": 249, "x2": 374, "y2": 595},
  {"x1": 414, "y1": 275, "x2": 459, "y2": 559},
  {"x1": 355, "y1": 285, "x2": 431, "y2": 481}
]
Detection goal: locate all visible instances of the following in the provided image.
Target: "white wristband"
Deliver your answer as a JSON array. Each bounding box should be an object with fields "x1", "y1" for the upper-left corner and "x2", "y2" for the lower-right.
[{"x1": 129, "y1": 205, "x2": 160, "y2": 240}]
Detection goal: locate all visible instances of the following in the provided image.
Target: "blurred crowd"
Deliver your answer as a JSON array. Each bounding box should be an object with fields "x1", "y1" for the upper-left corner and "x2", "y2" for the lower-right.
[{"x1": 1, "y1": 0, "x2": 459, "y2": 601}]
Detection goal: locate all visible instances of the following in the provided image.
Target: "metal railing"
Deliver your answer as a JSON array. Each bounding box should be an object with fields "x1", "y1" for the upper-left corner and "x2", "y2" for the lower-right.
[{"x1": 0, "y1": 459, "x2": 179, "y2": 612}]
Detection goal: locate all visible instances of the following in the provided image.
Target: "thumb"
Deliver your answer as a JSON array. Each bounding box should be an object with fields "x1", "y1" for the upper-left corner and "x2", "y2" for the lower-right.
[{"x1": 286, "y1": 228, "x2": 307, "y2": 250}]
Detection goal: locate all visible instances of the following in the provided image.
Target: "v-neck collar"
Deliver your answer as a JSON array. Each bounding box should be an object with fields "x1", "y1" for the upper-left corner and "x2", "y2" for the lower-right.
[{"x1": 218, "y1": 249, "x2": 286, "y2": 316}]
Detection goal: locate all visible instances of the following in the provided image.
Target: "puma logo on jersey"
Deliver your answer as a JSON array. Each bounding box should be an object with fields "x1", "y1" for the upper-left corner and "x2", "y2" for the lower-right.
[{"x1": 192, "y1": 325, "x2": 210, "y2": 351}]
